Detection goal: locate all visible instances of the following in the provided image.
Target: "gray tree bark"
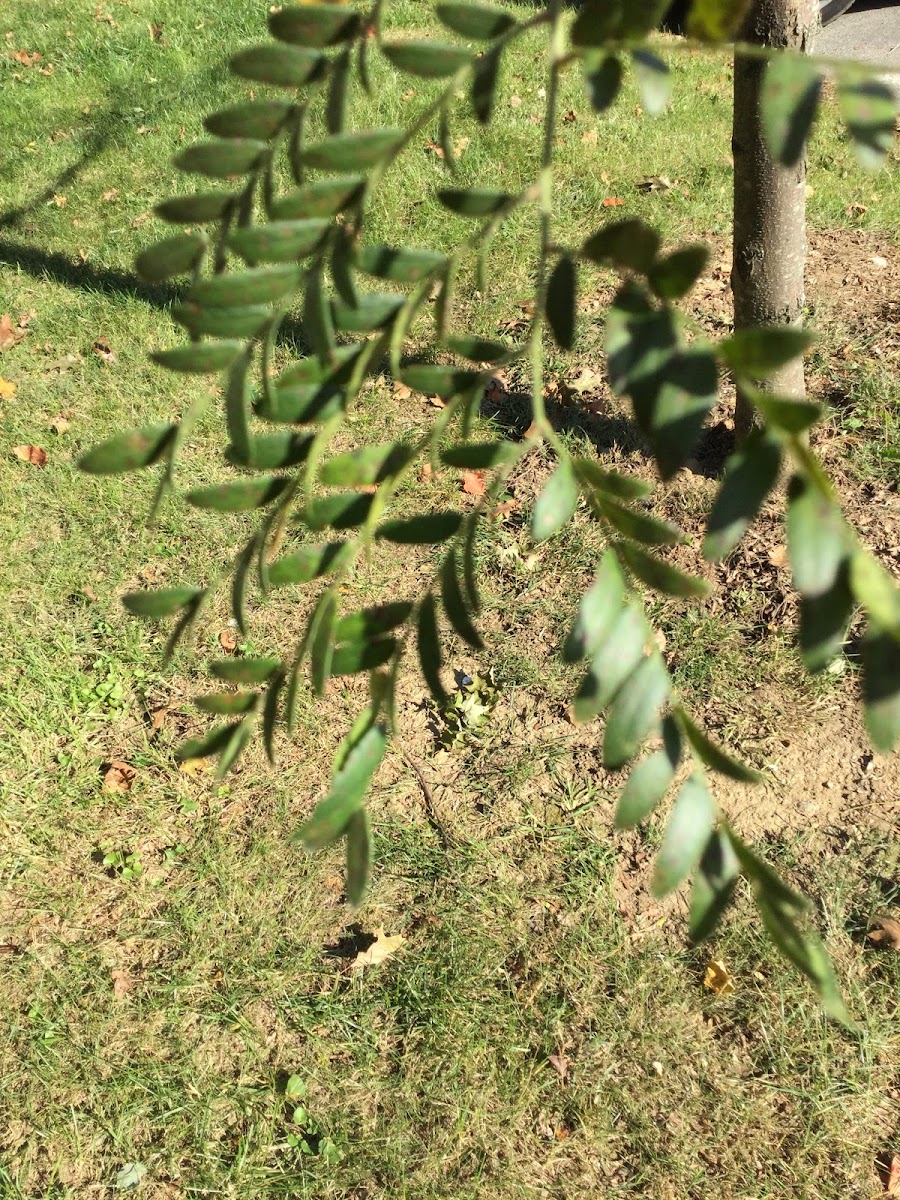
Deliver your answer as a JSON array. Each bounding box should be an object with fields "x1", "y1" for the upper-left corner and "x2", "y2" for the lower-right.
[{"x1": 732, "y1": 0, "x2": 818, "y2": 441}]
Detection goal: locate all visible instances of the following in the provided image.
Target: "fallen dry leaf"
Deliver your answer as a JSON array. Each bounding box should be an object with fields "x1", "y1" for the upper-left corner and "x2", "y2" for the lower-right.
[
  {"x1": 601, "y1": 196, "x2": 624, "y2": 208},
  {"x1": 92, "y1": 337, "x2": 116, "y2": 365},
  {"x1": 569, "y1": 366, "x2": 603, "y2": 393},
  {"x1": 867, "y1": 915, "x2": 900, "y2": 952},
  {"x1": 401, "y1": 87, "x2": 416, "y2": 101},
  {"x1": 420, "y1": 462, "x2": 435, "y2": 482},
  {"x1": 149, "y1": 21, "x2": 164, "y2": 41},
  {"x1": 872, "y1": 254, "x2": 889, "y2": 269},
  {"x1": 149, "y1": 706, "x2": 169, "y2": 732},
  {"x1": 461, "y1": 469, "x2": 487, "y2": 497},
  {"x1": 50, "y1": 412, "x2": 71, "y2": 434},
  {"x1": 490, "y1": 499, "x2": 519, "y2": 520},
  {"x1": 219, "y1": 628, "x2": 239, "y2": 654},
  {"x1": 351, "y1": 928, "x2": 407, "y2": 969},
  {"x1": 103, "y1": 760, "x2": 136, "y2": 793},
  {"x1": 547, "y1": 1053, "x2": 568, "y2": 1081},
  {"x1": 392, "y1": 380, "x2": 413, "y2": 401},
  {"x1": 581, "y1": 129, "x2": 598, "y2": 146},
  {"x1": 510, "y1": 94, "x2": 522, "y2": 108},
  {"x1": 846, "y1": 202, "x2": 867, "y2": 217},
  {"x1": 523, "y1": 419, "x2": 542, "y2": 441},
  {"x1": 426, "y1": 394, "x2": 446, "y2": 409},
  {"x1": 637, "y1": 175, "x2": 673, "y2": 193},
  {"x1": 886, "y1": 1152, "x2": 900, "y2": 1198},
  {"x1": 110, "y1": 968, "x2": 134, "y2": 999},
  {"x1": 563, "y1": 109, "x2": 577, "y2": 123},
  {"x1": 131, "y1": 211, "x2": 150, "y2": 228},
  {"x1": 102, "y1": 188, "x2": 119, "y2": 202},
  {"x1": 0, "y1": 377, "x2": 16, "y2": 400},
  {"x1": 13, "y1": 444, "x2": 47, "y2": 467},
  {"x1": 11, "y1": 49, "x2": 41, "y2": 66},
  {"x1": 703, "y1": 958, "x2": 735, "y2": 995},
  {"x1": 0, "y1": 314, "x2": 25, "y2": 351},
  {"x1": 52, "y1": 194, "x2": 67, "y2": 207},
  {"x1": 768, "y1": 544, "x2": 789, "y2": 569},
  {"x1": 178, "y1": 757, "x2": 209, "y2": 777}
]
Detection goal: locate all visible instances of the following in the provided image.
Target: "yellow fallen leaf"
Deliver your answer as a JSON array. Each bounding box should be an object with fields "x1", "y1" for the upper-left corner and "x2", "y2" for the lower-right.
[
  {"x1": 179, "y1": 757, "x2": 209, "y2": 777},
  {"x1": 0, "y1": 377, "x2": 16, "y2": 400},
  {"x1": 703, "y1": 958, "x2": 735, "y2": 995},
  {"x1": 351, "y1": 928, "x2": 406, "y2": 969}
]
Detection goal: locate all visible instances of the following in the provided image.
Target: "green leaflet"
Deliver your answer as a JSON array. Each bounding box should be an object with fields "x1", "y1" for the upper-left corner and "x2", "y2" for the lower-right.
[
  {"x1": 440, "y1": 441, "x2": 516, "y2": 470},
  {"x1": 186, "y1": 475, "x2": 289, "y2": 512},
  {"x1": 204, "y1": 99, "x2": 294, "y2": 141},
  {"x1": 332, "y1": 293, "x2": 404, "y2": 333},
  {"x1": 225, "y1": 432, "x2": 312, "y2": 471},
  {"x1": 195, "y1": 691, "x2": 258, "y2": 715},
  {"x1": 546, "y1": 255, "x2": 577, "y2": 351},
  {"x1": 862, "y1": 630, "x2": 900, "y2": 753},
  {"x1": 229, "y1": 43, "x2": 325, "y2": 87},
  {"x1": 188, "y1": 265, "x2": 301, "y2": 308},
  {"x1": 798, "y1": 562, "x2": 854, "y2": 674},
  {"x1": 838, "y1": 75, "x2": 898, "y2": 169},
  {"x1": 582, "y1": 219, "x2": 660, "y2": 274},
  {"x1": 686, "y1": 0, "x2": 752, "y2": 40},
  {"x1": 173, "y1": 139, "x2": 268, "y2": 179},
  {"x1": 135, "y1": 233, "x2": 206, "y2": 283},
  {"x1": 584, "y1": 53, "x2": 623, "y2": 113},
  {"x1": 441, "y1": 549, "x2": 483, "y2": 649},
  {"x1": 703, "y1": 430, "x2": 782, "y2": 561},
  {"x1": 79, "y1": 423, "x2": 176, "y2": 475},
  {"x1": 572, "y1": 603, "x2": 648, "y2": 723},
  {"x1": 531, "y1": 462, "x2": 579, "y2": 542},
  {"x1": 615, "y1": 714, "x2": 682, "y2": 828},
  {"x1": 849, "y1": 550, "x2": 900, "y2": 637},
  {"x1": 151, "y1": 341, "x2": 243, "y2": 374},
  {"x1": 122, "y1": 586, "x2": 203, "y2": 619},
  {"x1": 648, "y1": 244, "x2": 709, "y2": 301},
  {"x1": 417, "y1": 592, "x2": 448, "y2": 706},
  {"x1": 330, "y1": 638, "x2": 397, "y2": 676},
  {"x1": 345, "y1": 809, "x2": 372, "y2": 907},
  {"x1": 631, "y1": 48, "x2": 671, "y2": 116},
  {"x1": 438, "y1": 189, "x2": 513, "y2": 217},
  {"x1": 293, "y1": 724, "x2": 386, "y2": 850},
  {"x1": 268, "y1": 3, "x2": 362, "y2": 47},
  {"x1": 760, "y1": 54, "x2": 822, "y2": 168},
  {"x1": 319, "y1": 442, "x2": 412, "y2": 487},
  {"x1": 674, "y1": 706, "x2": 762, "y2": 783},
  {"x1": 436, "y1": 2, "x2": 517, "y2": 39},
  {"x1": 400, "y1": 364, "x2": 483, "y2": 398},
  {"x1": 155, "y1": 191, "x2": 233, "y2": 224},
  {"x1": 269, "y1": 541, "x2": 350, "y2": 587},
  {"x1": 377, "y1": 513, "x2": 463, "y2": 544},
  {"x1": 651, "y1": 773, "x2": 715, "y2": 897},
  {"x1": 270, "y1": 175, "x2": 365, "y2": 220},
  {"x1": 228, "y1": 220, "x2": 329, "y2": 264},
  {"x1": 596, "y1": 495, "x2": 685, "y2": 547},
  {"x1": 210, "y1": 656, "x2": 280, "y2": 684},
  {"x1": 720, "y1": 327, "x2": 814, "y2": 377},
  {"x1": 689, "y1": 829, "x2": 740, "y2": 943},
  {"x1": 357, "y1": 245, "x2": 447, "y2": 283},
  {"x1": 381, "y1": 40, "x2": 471, "y2": 79},
  {"x1": 302, "y1": 491, "x2": 375, "y2": 531},
  {"x1": 785, "y1": 474, "x2": 848, "y2": 598},
  {"x1": 171, "y1": 303, "x2": 272, "y2": 340},
  {"x1": 573, "y1": 457, "x2": 653, "y2": 503},
  {"x1": 563, "y1": 550, "x2": 626, "y2": 663},
  {"x1": 602, "y1": 652, "x2": 671, "y2": 769},
  {"x1": 334, "y1": 603, "x2": 413, "y2": 643},
  {"x1": 301, "y1": 129, "x2": 402, "y2": 171},
  {"x1": 615, "y1": 540, "x2": 711, "y2": 598}
]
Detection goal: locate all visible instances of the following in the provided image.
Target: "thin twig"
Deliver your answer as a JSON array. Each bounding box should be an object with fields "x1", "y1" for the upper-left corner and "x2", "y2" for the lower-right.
[{"x1": 396, "y1": 741, "x2": 454, "y2": 848}]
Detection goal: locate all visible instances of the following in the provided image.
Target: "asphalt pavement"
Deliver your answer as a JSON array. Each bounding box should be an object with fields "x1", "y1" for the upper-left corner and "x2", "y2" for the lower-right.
[{"x1": 816, "y1": 0, "x2": 900, "y2": 67}]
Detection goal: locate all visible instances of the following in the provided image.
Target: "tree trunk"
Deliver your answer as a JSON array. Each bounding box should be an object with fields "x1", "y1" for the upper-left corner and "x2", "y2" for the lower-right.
[{"x1": 732, "y1": 0, "x2": 817, "y2": 441}]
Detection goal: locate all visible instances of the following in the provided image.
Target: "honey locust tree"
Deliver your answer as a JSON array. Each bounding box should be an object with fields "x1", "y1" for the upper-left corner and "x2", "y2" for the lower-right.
[{"x1": 80, "y1": 0, "x2": 900, "y2": 1022}]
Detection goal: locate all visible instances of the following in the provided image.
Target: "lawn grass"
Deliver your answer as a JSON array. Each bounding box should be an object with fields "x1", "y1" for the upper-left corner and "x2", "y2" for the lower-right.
[{"x1": 2, "y1": 2, "x2": 899, "y2": 1198}]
